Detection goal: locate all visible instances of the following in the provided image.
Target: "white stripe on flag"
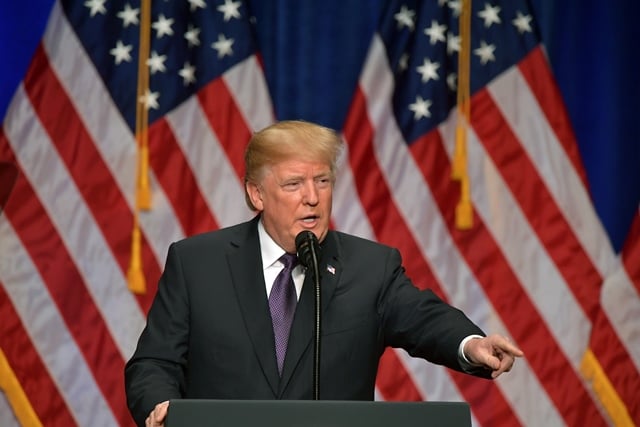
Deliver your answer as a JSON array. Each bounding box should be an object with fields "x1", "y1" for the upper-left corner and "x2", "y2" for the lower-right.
[
  {"x1": 223, "y1": 55, "x2": 276, "y2": 133},
  {"x1": 0, "y1": 390, "x2": 20, "y2": 427},
  {"x1": 438, "y1": 105, "x2": 592, "y2": 368},
  {"x1": 488, "y1": 67, "x2": 617, "y2": 277},
  {"x1": 0, "y1": 220, "x2": 117, "y2": 427},
  {"x1": 602, "y1": 262, "x2": 640, "y2": 371},
  {"x1": 165, "y1": 96, "x2": 252, "y2": 228},
  {"x1": 4, "y1": 85, "x2": 145, "y2": 358},
  {"x1": 332, "y1": 143, "x2": 377, "y2": 240}
]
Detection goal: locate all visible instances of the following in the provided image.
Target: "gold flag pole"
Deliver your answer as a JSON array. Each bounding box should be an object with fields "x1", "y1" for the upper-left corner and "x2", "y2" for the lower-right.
[
  {"x1": 452, "y1": 0, "x2": 473, "y2": 230},
  {"x1": 0, "y1": 348, "x2": 43, "y2": 427},
  {"x1": 127, "y1": 0, "x2": 153, "y2": 294}
]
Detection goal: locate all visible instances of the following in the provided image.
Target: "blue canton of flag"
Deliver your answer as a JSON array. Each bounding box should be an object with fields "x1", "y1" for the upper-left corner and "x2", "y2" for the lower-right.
[
  {"x1": 62, "y1": 0, "x2": 259, "y2": 129},
  {"x1": 380, "y1": 0, "x2": 538, "y2": 144}
]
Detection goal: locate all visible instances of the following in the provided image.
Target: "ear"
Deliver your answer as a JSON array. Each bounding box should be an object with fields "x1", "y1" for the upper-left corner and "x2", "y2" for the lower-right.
[{"x1": 246, "y1": 181, "x2": 264, "y2": 211}]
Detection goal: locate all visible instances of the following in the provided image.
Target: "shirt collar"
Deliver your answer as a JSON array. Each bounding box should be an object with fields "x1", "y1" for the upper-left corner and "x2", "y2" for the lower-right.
[{"x1": 257, "y1": 219, "x2": 287, "y2": 269}]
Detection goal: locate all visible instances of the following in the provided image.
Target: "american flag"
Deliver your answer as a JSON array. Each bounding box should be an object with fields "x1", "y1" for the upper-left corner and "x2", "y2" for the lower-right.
[
  {"x1": 340, "y1": 1, "x2": 640, "y2": 426},
  {"x1": 0, "y1": 1, "x2": 638, "y2": 426}
]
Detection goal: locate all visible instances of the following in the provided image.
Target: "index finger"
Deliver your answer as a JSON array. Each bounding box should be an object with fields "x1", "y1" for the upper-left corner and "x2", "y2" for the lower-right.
[{"x1": 494, "y1": 336, "x2": 524, "y2": 357}]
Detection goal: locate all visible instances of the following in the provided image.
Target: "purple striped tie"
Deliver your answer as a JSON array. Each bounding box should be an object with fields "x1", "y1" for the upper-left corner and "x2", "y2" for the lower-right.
[{"x1": 269, "y1": 253, "x2": 298, "y2": 375}]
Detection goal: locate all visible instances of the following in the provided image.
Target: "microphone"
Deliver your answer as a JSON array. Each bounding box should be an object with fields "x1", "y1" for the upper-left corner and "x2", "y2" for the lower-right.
[
  {"x1": 295, "y1": 230, "x2": 320, "y2": 270},
  {"x1": 295, "y1": 230, "x2": 322, "y2": 400}
]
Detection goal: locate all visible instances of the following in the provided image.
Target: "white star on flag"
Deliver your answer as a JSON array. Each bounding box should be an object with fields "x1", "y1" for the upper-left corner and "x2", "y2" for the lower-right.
[
  {"x1": 474, "y1": 40, "x2": 496, "y2": 64},
  {"x1": 187, "y1": 0, "x2": 206, "y2": 12},
  {"x1": 217, "y1": 0, "x2": 242, "y2": 22},
  {"x1": 110, "y1": 40, "x2": 133, "y2": 64},
  {"x1": 138, "y1": 88, "x2": 160, "y2": 110},
  {"x1": 117, "y1": 3, "x2": 139, "y2": 27},
  {"x1": 409, "y1": 95, "x2": 432, "y2": 120},
  {"x1": 152, "y1": 14, "x2": 174, "y2": 38},
  {"x1": 416, "y1": 58, "x2": 440, "y2": 83},
  {"x1": 212, "y1": 34, "x2": 234, "y2": 58},
  {"x1": 448, "y1": 0, "x2": 462, "y2": 17},
  {"x1": 84, "y1": 0, "x2": 106, "y2": 17},
  {"x1": 179, "y1": 62, "x2": 197, "y2": 85},
  {"x1": 184, "y1": 24, "x2": 201, "y2": 47},
  {"x1": 424, "y1": 20, "x2": 447, "y2": 45},
  {"x1": 513, "y1": 11, "x2": 533, "y2": 34},
  {"x1": 447, "y1": 33, "x2": 460, "y2": 55},
  {"x1": 478, "y1": 4, "x2": 502, "y2": 28},
  {"x1": 147, "y1": 51, "x2": 167, "y2": 74},
  {"x1": 394, "y1": 5, "x2": 415, "y2": 31}
]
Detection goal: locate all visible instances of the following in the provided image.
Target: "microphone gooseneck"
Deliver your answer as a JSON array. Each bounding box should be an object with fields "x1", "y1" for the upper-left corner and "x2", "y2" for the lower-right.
[{"x1": 295, "y1": 230, "x2": 321, "y2": 400}]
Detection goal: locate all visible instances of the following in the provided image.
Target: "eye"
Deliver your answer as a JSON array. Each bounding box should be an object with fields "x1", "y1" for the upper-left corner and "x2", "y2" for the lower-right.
[
  {"x1": 282, "y1": 181, "x2": 302, "y2": 192},
  {"x1": 315, "y1": 176, "x2": 331, "y2": 188}
]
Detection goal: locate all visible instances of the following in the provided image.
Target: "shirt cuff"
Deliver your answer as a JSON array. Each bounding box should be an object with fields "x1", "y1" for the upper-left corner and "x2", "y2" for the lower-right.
[{"x1": 458, "y1": 334, "x2": 485, "y2": 370}]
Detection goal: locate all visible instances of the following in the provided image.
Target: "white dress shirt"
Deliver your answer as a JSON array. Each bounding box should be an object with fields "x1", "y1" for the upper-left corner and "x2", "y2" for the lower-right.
[{"x1": 258, "y1": 220, "x2": 305, "y2": 300}]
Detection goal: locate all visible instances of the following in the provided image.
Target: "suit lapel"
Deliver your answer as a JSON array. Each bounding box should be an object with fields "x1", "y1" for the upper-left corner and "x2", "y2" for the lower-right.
[
  {"x1": 279, "y1": 231, "x2": 342, "y2": 395},
  {"x1": 227, "y1": 216, "x2": 280, "y2": 395}
]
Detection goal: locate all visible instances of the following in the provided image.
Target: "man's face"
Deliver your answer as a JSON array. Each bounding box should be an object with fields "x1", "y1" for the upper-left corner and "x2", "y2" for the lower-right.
[{"x1": 247, "y1": 158, "x2": 333, "y2": 253}]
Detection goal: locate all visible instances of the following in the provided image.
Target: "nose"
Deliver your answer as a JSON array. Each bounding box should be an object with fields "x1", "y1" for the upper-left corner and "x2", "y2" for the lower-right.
[{"x1": 302, "y1": 180, "x2": 319, "y2": 206}]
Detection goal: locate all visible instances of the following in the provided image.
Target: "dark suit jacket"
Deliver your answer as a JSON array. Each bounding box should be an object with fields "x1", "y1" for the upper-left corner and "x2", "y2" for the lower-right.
[{"x1": 125, "y1": 216, "x2": 488, "y2": 426}]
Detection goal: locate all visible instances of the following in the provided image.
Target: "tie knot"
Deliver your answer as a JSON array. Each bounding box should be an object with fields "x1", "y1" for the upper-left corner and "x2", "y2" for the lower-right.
[{"x1": 279, "y1": 253, "x2": 297, "y2": 270}]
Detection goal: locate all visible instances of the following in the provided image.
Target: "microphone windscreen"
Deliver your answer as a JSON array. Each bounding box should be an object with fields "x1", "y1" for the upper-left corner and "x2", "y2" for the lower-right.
[{"x1": 295, "y1": 230, "x2": 319, "y2": 268}]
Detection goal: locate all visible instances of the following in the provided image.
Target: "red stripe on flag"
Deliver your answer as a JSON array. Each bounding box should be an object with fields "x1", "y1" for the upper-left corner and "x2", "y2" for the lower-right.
[
  {"x1": 472, "y1": 85, "x2": 640, "y2": 420},
  {"x1": 0, "y1": 156, "x2": 133, "y2": 426},
  {"x1": 148, "y1": 118, "x2": 219, "y2": 236},
  {"x1": 0, "y1": 284, "x2": 77, "y2": 427},
  {"x1": 517, "y1": 47, "x2": 590, "y2": 189},
  {"x1": 197, "y1": 78, "x2": 253, "y2": 181},
  {"x1": 472, "y1": 87, "x2": 601, "y2": 322},
  {"x1": 23, "y1": 44, "x2": 159, "y2": 311},
  {"x1": 344, "y1": 86, "x2": 521, "y2": 426},
  {"x1": 589, "y1": 208, "x2": 640, "y2": 425},
  {"x1": 450, "y1": 371, "x2": 523, "y2": 427},
  {"x1": 515, "y1": 48, "x2": 640, "y2": 419},
  {"x1": 622, "y1": 210, "x2": 640, "y2": 293},
  {"x1": 619, "y1": 215, "x2": 640, "y2": 421},
  {"x1": 376, "y1": 349, "x2": 424, "y2": 401},
  {"x1": 409, "y1": 129, "x2": 608, "y2": 426}
]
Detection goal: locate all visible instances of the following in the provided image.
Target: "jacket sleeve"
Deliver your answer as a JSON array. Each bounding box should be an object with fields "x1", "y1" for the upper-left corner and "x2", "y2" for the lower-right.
[
  {"x1": 377, "y1": 247, "x2": 491, "y2": 378},
  {"x1": 124, "y1": 242, "x2": 189, "y2": 427}
]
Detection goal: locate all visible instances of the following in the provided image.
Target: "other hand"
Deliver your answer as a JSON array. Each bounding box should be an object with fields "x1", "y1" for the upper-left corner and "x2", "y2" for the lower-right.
[
  {"x1": 464, "y1": 334, "x2": 524, "y2": 378},
  {"x1": 145, "y1": 400, "x2": 169, "y2": 427}
]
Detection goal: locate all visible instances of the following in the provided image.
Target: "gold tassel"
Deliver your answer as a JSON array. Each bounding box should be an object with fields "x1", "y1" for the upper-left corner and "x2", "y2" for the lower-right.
[
  {"x1": 137, "y1": 142, "x2": 152, "y2": 210},
  {"x1": 580, "y1": 349, "x2": 634, "y2": 426},
  {"x1": 0, "y1": 348, "x2": 43, "y2": 427},
  {"x1": 127, "y1": 0, "x2": 152, "y2": 294},
  {"x1": 452, "y1": 119, "x2": 467, "y2": 181},
  {"x1": 453, "y1": 0, "x2": 473, "y2": 229},
  {"x1": 127, "y1": 219, "x2": 146, "y2": 294},
  {"x1": 455, "y1": 175, "x2": 473, "y2": 230}
]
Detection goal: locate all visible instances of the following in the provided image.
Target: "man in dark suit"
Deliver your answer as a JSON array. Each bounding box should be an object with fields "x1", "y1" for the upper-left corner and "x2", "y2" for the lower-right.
[{"x1": 125, "y1": 120, "x2": 523, "y2": 427}]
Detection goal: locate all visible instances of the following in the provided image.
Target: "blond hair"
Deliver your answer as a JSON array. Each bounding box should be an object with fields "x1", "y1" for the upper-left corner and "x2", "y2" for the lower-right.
[{"x1": 244, "y1": 120, "x2": 343, "y2": 211}]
